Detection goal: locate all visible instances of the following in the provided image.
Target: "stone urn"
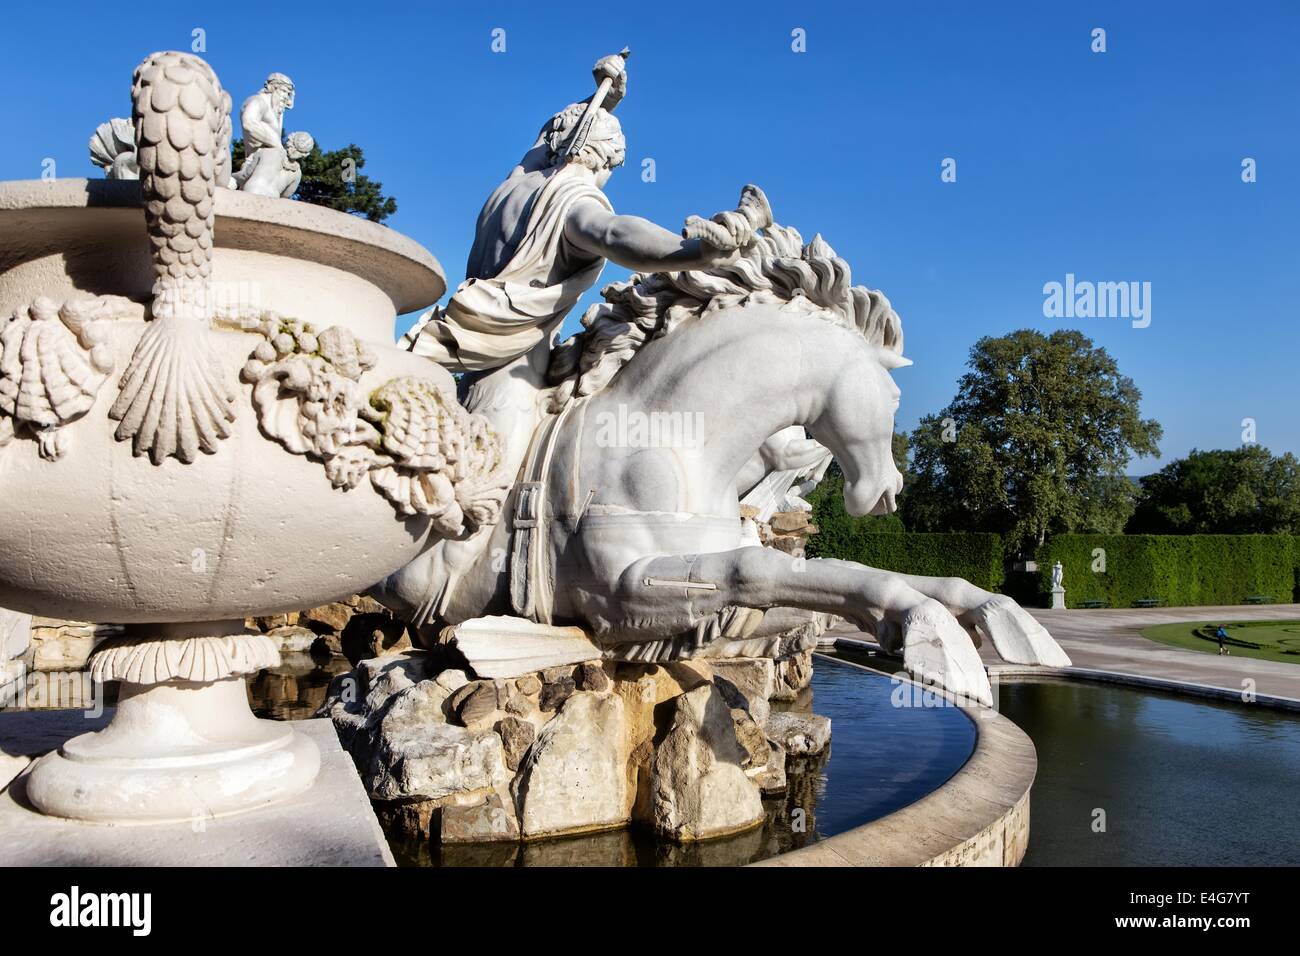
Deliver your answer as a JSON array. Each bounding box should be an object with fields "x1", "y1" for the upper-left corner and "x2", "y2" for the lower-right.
[{"x1": 0, "y1": 52, "x2": 504, "y2": 823}]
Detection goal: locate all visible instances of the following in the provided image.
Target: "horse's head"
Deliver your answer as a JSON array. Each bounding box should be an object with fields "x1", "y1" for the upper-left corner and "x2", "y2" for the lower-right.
[{"x1": 812, "y1": 343, "x2": 910, "y2": 517}]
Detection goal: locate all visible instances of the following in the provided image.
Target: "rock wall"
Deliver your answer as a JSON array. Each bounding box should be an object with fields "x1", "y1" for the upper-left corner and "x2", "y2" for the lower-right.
[{"x1": 319, "y1": 647, "x2": 829, "y2": 847}]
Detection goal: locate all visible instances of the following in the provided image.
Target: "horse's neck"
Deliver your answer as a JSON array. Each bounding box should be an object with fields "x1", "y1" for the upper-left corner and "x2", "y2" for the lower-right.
[{"x1": 624, "y1": 307, "x2": 847, "y2": 487}]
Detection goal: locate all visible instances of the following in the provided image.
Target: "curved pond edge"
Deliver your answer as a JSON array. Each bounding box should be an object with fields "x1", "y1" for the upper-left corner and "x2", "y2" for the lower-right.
[{"x1": 753, "y1": 651, "x2": 1037, "y2": 868}]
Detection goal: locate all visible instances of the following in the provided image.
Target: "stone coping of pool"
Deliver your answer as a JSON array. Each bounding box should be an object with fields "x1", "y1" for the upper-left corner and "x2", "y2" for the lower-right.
[
  {"x1": 0, "y1": 711, "x2": 395, "y2": 867},
  {"x1": 753, "y1": 651, "x2": 1036, "y2": 868}
]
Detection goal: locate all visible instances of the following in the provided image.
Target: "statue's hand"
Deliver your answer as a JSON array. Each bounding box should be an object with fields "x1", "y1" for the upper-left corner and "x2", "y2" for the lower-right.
[{"x1": 593, "y1": 52, "x2": 628, "y2": 107}]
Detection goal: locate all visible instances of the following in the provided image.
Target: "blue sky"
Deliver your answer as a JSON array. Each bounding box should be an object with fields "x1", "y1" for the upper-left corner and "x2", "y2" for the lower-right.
[{"x1": 2, "y1": 1, "x2": 1296, "y2": 474}]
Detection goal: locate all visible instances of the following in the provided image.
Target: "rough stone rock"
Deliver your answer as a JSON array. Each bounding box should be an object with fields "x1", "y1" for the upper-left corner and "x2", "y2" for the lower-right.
[
  {"x1": 752, "y1": 738, "x2": 787, "y2": 794},
  {"x1": 769, "y1": 511, "x2": 811, "y2": 533},
  {"x1": 515, "y1": 674, "x2": 542, "y2": 696},
  {"x1": 441, "y1": 786, "x2": 520, "y2": 843},
  {"x1": 300, "y1": 601, "x2": 355, "y2": 635},
  {"x1": 613, "y1": 660, "x2": 716, "y2": 821},
  {"x1": 318, "y1": 651, "x2": 442, "y2": 752},
  {"x1": 29, "y1": 618, "x2": 121, "y2": 671},
  {"x1": 504, "y1": 694, "x2": 532, "y2": 718},
  {"x1": 265, "y1": 625, "x2": 317, "y2": 653},
  {"x1": 364, "y1": 682, "x2": 508, "y2": 802},
  {"x1": 710, "y1": 657, "x2": 775, "y2": 725},
  {"x1": 771, "y1": 650, "x2": 814, "y2": 702},
  {"x1": 372, "y1": 799, "x2": 438, "y2": 843},
  {"x1": 575, "y1": 660, "x2": 612, "y2": 692},
  {"x1": 311, "y1": 633, "x2": 345, "y2": 658},
  {"x1": 765, "y1": 710, "x2": 831, "y2": 756},
  {"x1": 650, "y1": 682, "x2": 765, "y2": 841},
  {"x1": 251, "y1": 611, "x2": 299, "y2": 632},
  {"x1": 454, "y1": 680, "x2": 507, "y2": 728},
  {"x1": 513, "y1": 691, "x2": 628, "y2": 838},
  {"x1": 340, "y1": 612, "x2": 410, "y2": 665},
  {"x1": 539, "y1": 675, "x2": 575, "y2": 712},
  {"x1": 435, "y1": 668, "x2": 470, "y2": 695},
  {"x1": 540, "y1": 665, "x2": 575, "y2": 683},
  {"x1": 496, "y1": 714, "x2": 536, "y2": 771}
]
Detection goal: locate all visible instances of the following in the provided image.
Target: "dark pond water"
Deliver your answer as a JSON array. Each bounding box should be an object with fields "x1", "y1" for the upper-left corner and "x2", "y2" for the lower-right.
[
  {"x1": 245, "y1": 651, "x2": 976, "y2": 866},
  {"x1": 997, "y1": 679, "x2": 1300, "y2": 866}
]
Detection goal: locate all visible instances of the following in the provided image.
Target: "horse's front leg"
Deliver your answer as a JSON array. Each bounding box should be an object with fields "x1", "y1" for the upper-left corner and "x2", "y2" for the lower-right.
[
  {"x1": 618, "y1": 550, "x2": 994, "y2": 706},
  {"x1": 889, "y1": 574, "x2": 1072, "y2": 668}
]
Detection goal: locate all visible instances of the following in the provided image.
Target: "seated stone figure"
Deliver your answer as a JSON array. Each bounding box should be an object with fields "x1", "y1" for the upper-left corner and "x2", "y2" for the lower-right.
[{"x1": 234, "y1": 130, "x2": 314, "y2": 199}]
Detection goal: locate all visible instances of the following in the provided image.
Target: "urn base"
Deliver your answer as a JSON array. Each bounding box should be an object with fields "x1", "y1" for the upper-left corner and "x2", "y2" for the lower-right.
[{"x1": 25, "y1": 674, "x2": 321, "y2": 825}]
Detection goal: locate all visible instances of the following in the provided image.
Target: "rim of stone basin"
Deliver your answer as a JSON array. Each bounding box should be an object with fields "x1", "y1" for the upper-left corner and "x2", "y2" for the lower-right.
[
  {"x1": 0, "y1": 178, "x2": 447, "y2": 314},
  {"x1": 753, "y1": 653, "x2": 1037, "y2": 868}
]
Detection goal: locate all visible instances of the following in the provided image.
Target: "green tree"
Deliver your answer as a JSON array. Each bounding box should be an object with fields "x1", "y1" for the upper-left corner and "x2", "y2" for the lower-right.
[
  {"x1": 901, "y1": 329, "x2": 1161, "y2": 553},
  {"x1": 1127, "y1": 445, "x2": 1300, "y2": 534},
  {"x1": 230, "y1": 139, "x2": 397, "y2": 222}
]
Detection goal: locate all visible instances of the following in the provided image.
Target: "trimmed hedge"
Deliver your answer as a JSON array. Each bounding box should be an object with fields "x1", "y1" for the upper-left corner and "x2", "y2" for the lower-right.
[
  {"x1": 1034, "y1": 534, "x2": 1300, "y2": 608},
  {"x1": 807, "y1": 530, "x2": 1006, "y2": 591}
]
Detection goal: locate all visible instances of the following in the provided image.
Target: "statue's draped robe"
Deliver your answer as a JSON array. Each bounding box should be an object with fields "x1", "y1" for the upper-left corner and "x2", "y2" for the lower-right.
[{"x1": 405, "y1": 165, "x2": 613, "y2": 372}]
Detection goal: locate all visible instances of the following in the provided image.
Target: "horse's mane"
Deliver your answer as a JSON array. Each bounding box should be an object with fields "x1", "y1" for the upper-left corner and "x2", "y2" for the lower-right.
[{"x1": 547, "y1": 221, "x2": 904, "y2": 409}]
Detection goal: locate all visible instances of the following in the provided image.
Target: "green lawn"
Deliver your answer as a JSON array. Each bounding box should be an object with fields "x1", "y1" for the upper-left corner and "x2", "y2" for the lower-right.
[{"x1": 1140, "y1": 620, "x2": 1300, "y2": 665}]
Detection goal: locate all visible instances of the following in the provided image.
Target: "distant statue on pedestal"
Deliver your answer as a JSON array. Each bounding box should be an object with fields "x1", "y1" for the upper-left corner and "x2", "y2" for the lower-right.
[{"x1": 1050, "y1": 561, "x2": 1067, "y2": 609}]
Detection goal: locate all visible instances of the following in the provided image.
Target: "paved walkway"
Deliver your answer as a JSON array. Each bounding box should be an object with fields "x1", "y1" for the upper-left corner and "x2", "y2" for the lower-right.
[
  {"x1": 828, "y1": 604, "x2": 1300, "y2": 703},
  {"x1": 1018, "y1": 604, "x2": 1300, "y2": 701}
]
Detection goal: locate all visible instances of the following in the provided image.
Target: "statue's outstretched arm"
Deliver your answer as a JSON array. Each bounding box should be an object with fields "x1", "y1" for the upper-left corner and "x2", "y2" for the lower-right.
[{"x1": 564, "y1": 200, "x2": 738, "y2": 273}]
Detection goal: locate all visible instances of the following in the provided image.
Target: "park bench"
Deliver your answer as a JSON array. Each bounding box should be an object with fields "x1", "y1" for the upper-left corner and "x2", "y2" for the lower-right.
[
  {"x1": 1078, "y1": 599, "x2": 1108, "y2": 609},
  {"x1": 1244, "y1": 594, "x2": 1272, "y2": 605},
  {"x1": 1133, "y1": 597, "x2": 1161, "y2": 608}
]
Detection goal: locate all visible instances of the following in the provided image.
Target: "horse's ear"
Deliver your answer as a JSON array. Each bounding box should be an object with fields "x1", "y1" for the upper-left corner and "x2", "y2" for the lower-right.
[{"x1": 879, "y1": 350, "x2": 913, "y2": 370}]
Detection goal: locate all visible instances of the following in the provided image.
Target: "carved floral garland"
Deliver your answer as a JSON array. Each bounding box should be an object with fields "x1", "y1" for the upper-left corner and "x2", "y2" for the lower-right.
[{"x1": 241, "y1": 314, "x2": 506, "y2": 536}]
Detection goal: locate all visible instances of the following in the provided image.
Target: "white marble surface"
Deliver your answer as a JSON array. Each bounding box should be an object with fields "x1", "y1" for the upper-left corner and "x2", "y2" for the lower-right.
[{"x1": 0, "y1": 712, "x2": 392, "y2": 867}]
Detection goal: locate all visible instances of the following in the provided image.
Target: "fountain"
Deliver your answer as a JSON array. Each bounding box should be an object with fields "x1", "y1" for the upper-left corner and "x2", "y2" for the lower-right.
[{"x1": 1, "y1": 49, "x2": 1056, "y2": 865}]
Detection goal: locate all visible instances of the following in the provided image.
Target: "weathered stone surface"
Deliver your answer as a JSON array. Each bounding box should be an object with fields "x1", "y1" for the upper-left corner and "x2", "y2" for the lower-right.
[
  {"x1": 341, "y1": 612, "x2": 409, "y2": 665},
  {"x1": 311, "y1": 633, "x2": 345, "y2": 658},
  {"x1": 575, "y1": 660, "x2": 611, "y2": 692},
  {"x1": 300, "y1": 601, "x2": 355, "y2": 634},
  {"x1": 766, "y1": 710, "x2": 831, "y2": 756},
  {"x1": 265, "y1": 625, "x2": 317, "y2": 652},
  {"x1": 650, "y1": 683, "x2": 764, "y2": 841},
  {"x1": 539, "y1": 676, "x2": 575, "y2": 712},
  {"x1": 710, "y1": 657, "x2": 774, "y2": 725},
  {"x1": 771, "y1": 650, "x2": 814, "y2": 701},
  {"x1": 769, "y1": 511, "x2": 810, "y2": 533},
  {"x1": 514, "y1": 691, "x2": 628, "y2": 838},
  {"x1": 454, "y1": 680, "x2": 507, "y2": 728},
  {"x1": 441, "y1": 786, "x2": 520, "y2": 843},
  {"x1": 515, "y1": 674, "x2": 542, "y2": 696},
  {"x1": 504, "y1": 694, "x2": 532, "y2": 718},
  {"x1": 496, "y1": 715, "x2": 536, "y2": 771},
  {"x1": 364, "y1": 684, "x2": 508, "y2": 802}
]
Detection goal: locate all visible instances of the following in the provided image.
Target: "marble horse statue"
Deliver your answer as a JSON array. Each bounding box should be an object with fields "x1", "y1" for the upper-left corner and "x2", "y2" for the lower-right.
[{"x1": 375, "y1": 51, "x2": 1070, "y2": 706}]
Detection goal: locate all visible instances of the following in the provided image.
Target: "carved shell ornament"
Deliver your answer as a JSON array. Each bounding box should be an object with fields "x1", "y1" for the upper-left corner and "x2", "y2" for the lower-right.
[
  {"x1": 109, "y1": 51, "x2": 239, "y2": 465},
  {"x1": 0, "y1": 297, "x2": 126, "y2": 460},
  {"x1": 241, "y1": 316, "x2": 508, "y2": 535}
]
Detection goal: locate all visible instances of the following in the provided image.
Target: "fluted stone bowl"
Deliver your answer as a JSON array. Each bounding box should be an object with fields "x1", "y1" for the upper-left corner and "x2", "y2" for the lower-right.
[{"x1": 0, "y1": 178, "x2": 451, "y2": 623}]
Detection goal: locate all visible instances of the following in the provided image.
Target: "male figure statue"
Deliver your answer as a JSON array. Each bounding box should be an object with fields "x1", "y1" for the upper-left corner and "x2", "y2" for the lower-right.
[
  {"x1": 234, "y1": 73, "x2": 297, "y2": 196},
  {"x1": 403, "y1": 52, "x2": 754, "y2": 480}
]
